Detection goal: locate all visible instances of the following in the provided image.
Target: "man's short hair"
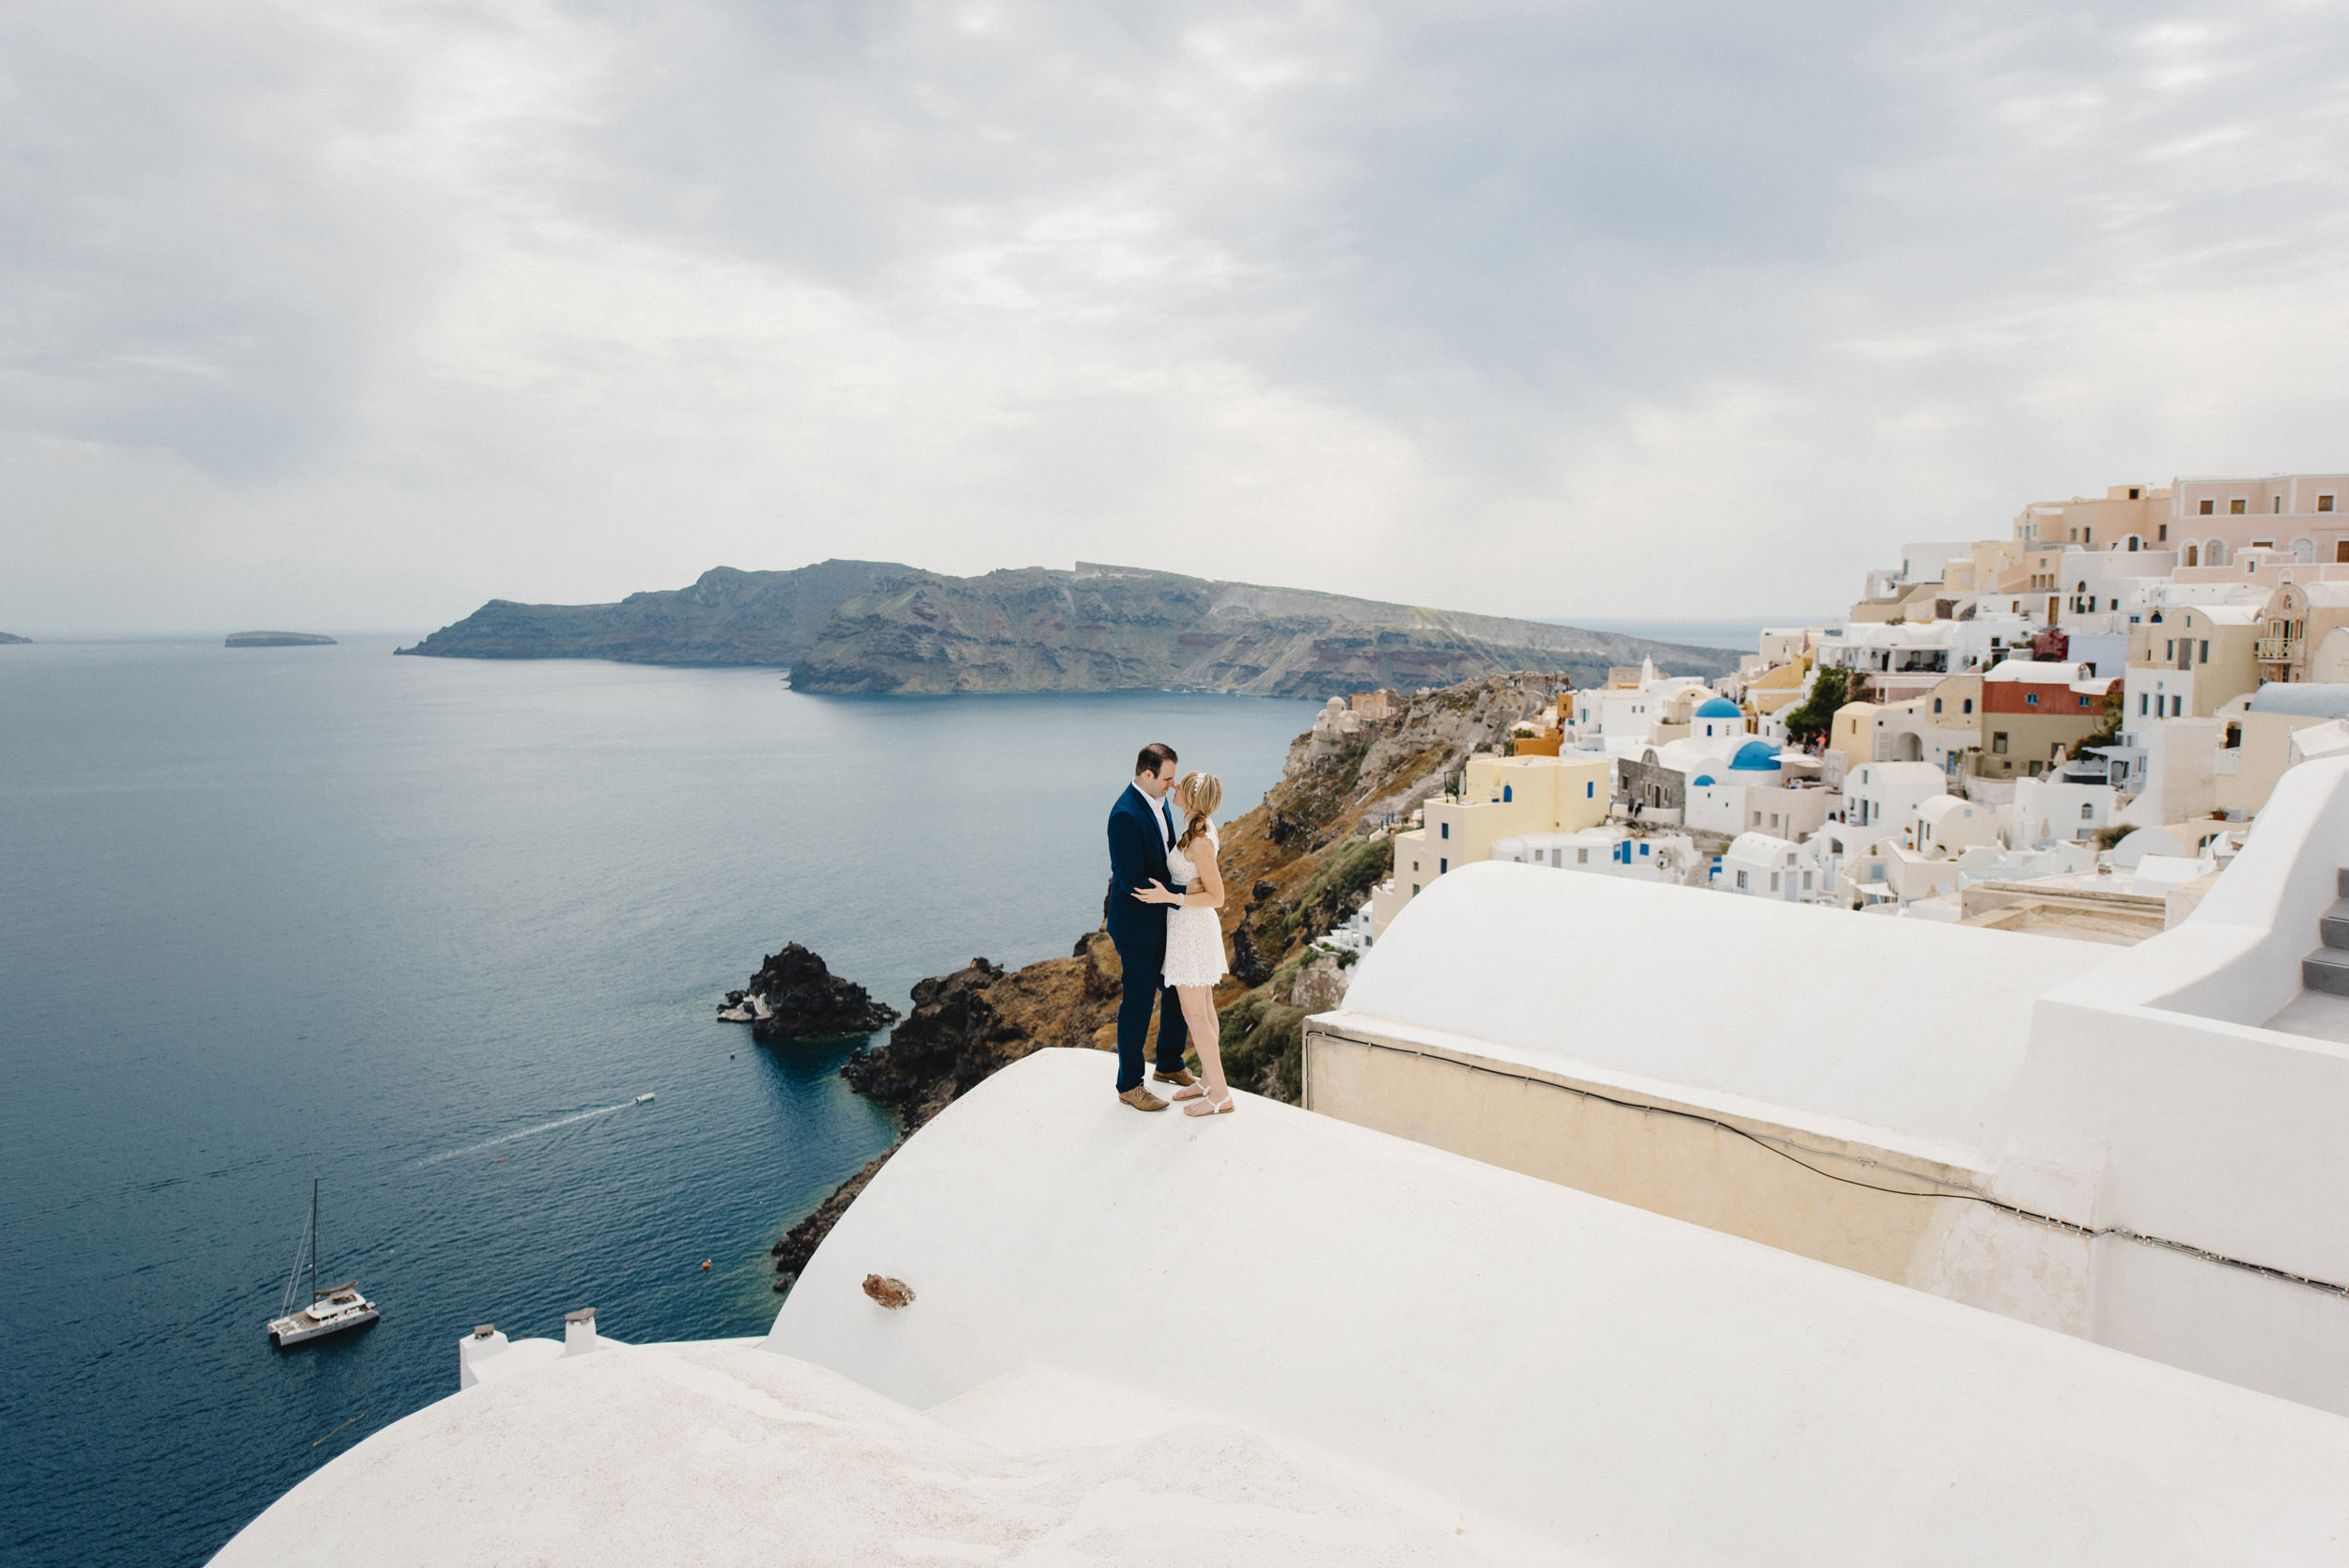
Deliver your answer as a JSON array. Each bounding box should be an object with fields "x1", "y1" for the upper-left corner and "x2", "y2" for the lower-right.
[{"x1": 1135, "y1": 742, "x2": 1178, "y2": 777}]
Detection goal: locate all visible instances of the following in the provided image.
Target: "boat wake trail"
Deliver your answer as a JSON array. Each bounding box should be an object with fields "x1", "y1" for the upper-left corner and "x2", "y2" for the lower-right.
[{"x1": 417, "y1": 1101, "x2": 641, "y2": 1166}]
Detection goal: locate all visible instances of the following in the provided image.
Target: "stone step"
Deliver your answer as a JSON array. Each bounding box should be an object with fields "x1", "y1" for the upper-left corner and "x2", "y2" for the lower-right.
[
  {"x1": 2304, "y1": 946, "x2": 2349, "y2": 998},
  {"x1": 2325, "y1": 900, "x2": 2349, "y2": 952}
]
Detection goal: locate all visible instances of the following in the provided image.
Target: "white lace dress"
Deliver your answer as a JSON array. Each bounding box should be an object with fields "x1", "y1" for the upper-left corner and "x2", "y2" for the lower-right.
[{"x1": 1160, "y1": 825, "x2": 1228, "y2": 988}]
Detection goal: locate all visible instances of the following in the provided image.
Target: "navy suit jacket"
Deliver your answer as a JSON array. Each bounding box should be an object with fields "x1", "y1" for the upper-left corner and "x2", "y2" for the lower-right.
[{"x1": 1105, "y1": 784, "x2": 1179, "y2": 952}]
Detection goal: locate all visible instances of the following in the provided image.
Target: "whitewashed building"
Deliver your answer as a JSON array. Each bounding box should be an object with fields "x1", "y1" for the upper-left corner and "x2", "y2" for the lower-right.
[
  {"x1": 1913, "y1": 794, "x2": 1999, "y2": 858},
  {"x1": 1841, "y1": 760, "x2": 1946, "y2": 837},
  {"x1": 1491, "y1": 824, "x2": 1698, "y2": 883},
  {"x1": 2010, "y1": 777, "x2": 2120, "y2": 847},
  {"x1": 1719, "y1": 831, "x2": 1802, "y2": 900}
]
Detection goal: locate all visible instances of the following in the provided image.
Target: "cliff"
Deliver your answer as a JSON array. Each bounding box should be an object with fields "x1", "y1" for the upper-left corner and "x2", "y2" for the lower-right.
[
  {"x1": 792, "y1": 563, "x2": 1736, "y2": 700},
  {"x1": 395, "y1": 560, "x2": 909, "y2": 665},
  {"x1": 1203, "y1": 673, "x2": 1548, "y2": 1094}
]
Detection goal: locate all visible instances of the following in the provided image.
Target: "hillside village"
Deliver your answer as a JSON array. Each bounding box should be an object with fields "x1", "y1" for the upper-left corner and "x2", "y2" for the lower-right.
[{"x1": 1353, "y1": 471, "x2": 2349, "y2": 950}]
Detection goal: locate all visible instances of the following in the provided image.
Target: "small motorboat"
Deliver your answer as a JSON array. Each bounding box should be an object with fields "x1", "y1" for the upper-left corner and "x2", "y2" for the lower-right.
[
  {"x1": 268, "y1": 1179, "x2": 380, "y2": 1348},
  {"x1": 634, "y1": 1093, "x2": 656, "y2": 1105}
]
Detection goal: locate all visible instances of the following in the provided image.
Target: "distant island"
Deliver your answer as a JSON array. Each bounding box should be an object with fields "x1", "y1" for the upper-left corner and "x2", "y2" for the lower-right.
[
  {"x1": 399, "y1": 559, "x2": 1738, "y2": 698},
  {"x1": 226, "y1": 631, "x2": 336, "y2": 647},
  {"x1": 0, "y1": 631, "x2": 27, "y2": 644},
  {"x1": 396, "y1": 561, "x2": 907, "y2": 666}
]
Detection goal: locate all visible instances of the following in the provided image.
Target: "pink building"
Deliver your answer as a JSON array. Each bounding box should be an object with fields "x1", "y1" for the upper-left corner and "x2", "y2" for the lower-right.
[{"x1": 2167, "y1": 474, "x2": 2349, "y2": 568}]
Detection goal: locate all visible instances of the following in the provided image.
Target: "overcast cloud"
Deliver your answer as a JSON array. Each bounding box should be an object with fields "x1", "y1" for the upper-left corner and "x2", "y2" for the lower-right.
[{"x1": 4, "y1": 0, "x2": 2346, "y2": 633}]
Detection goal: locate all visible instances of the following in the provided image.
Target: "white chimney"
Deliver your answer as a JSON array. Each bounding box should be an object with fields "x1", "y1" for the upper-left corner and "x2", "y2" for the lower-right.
[
  {"x1": 563, "y1": 1307, "x2": 599, "y2": 1357},
  {"x1": 458, "y1": 1324, "x2": 508, "y2": 1390}
]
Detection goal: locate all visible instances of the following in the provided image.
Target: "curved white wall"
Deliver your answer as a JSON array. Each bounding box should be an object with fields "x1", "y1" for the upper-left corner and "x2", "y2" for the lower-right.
[{"x1": 1344, "y1": 860, "x2": 2108, "y2": 1155}]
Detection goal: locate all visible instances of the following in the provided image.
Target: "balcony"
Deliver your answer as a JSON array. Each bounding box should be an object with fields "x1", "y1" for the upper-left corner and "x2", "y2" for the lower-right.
[{"x1": 2255, "y1": 636, "x2": 2295, "y2": 662}]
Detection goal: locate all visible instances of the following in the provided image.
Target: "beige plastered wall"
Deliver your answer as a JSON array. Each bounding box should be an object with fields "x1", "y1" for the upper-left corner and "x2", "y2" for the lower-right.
[{"x1": 1301, "y1": 1023, "x2": 2092, "y2": 1335}]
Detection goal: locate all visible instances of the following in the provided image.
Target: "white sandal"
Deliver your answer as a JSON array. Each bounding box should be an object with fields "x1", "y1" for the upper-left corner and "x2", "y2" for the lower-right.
[{"x1": 1183, "y1": 1088, "x2": 1235, "y2": 1117}]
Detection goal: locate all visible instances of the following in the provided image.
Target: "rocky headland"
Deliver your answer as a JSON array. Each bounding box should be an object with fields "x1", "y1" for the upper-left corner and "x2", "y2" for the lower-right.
[
  {"x1": 792, "y1": 562, "x2": 1737, "y2": 699},
  {"x1": 396, "y1": 560, "x2": 909, "y2": 665},
  {"x1": 720, "y1": 942, "x2": 901, "y2": 1040},
  {"x1": 0, "y1": 631, "x2": 28, "y2": 644},
  {"x1": 397, "y1": 556, "x2": 1735, "y2": 696},
  {"x1": 762, "y1": 671, "x2": 1547, "y2": 1289},
  {"x1": 226, "y1": 631, "x2": 335, "y2": 647}
]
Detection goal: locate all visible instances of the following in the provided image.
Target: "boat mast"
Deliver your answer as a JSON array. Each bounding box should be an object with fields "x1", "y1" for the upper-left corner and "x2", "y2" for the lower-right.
[{"x1": 310, "y1": 1178, "x2": 319, "y2": 1303}]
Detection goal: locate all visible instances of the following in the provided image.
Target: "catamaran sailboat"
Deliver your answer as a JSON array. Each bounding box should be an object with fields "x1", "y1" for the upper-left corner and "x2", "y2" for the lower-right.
[{"x1": 267, "y1": 1179, "x2": 379, "y2": 1347}]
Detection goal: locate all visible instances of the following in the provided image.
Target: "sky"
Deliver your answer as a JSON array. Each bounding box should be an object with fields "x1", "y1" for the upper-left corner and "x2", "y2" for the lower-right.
[{"x1": 5, "y1": 0, "x2": 2347, "y2": 635}]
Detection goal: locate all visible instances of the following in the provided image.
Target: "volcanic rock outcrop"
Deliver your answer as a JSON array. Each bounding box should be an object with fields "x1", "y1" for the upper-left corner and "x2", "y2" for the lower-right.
[{"x1": 722, "y1": 943, "x2": 901, "y2": 1040}]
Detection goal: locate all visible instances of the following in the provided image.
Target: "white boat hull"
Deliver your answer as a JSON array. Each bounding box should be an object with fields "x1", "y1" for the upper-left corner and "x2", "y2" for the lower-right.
[{"x1": 270, "y1": 1285, "x2": 379, "y2": 1346}]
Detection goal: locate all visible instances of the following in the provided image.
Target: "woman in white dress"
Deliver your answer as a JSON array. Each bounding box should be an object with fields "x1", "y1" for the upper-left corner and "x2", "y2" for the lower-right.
[{"x1": 1131, "y1": 771, "x2": 1235, "y2": 1116}]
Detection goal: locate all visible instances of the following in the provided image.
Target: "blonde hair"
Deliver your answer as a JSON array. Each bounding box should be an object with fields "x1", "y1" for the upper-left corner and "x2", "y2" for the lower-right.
[{"x1": 1175, "y1": 771, "x2": 1221, "y2": 850}]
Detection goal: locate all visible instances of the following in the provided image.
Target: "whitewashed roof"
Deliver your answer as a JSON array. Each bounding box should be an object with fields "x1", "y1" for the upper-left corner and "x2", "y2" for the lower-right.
[{"x1": 1346, "y1": 862, "x2": 2107, "y2": 1156}]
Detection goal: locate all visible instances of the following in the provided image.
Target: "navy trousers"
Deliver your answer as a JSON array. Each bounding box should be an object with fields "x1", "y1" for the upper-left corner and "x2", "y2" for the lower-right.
[{"x1": 1112, "y1": 935, "x2": 1190, "y2": 1092}]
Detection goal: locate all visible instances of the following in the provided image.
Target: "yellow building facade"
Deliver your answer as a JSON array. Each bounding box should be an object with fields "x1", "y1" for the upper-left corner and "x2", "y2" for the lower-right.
[{"x1": 1371, "y1": 753, "x2": 1612, "y2": 937}]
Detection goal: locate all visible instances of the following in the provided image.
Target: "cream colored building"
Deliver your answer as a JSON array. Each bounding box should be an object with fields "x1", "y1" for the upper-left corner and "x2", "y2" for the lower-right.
[
  {"x1": 1870, "y1": 673, "x2": 1983, "y2": 769},
  {"x1": 2214, "y1": 685, "x2": 2349, "y2": 818},
  {"x1": 2253, "y1": 581, "x2": 2349, "y2": 685},
  {"x1": 1369, "y1": 751, "x2": 1610, "y2": 936},
  {"x1": 2012, "y1": 482, "x2": 2174, "y2": 553},
  {"x1": 1822, "y1": 698, "x2": 1879, "y2": 786},
  {"x1": 1743, "y1": 657, "x2": 1812, "y2": 718}
]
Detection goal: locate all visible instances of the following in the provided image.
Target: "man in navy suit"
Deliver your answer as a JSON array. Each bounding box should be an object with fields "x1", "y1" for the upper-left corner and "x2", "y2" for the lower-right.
[{"x1": 1104, "y1": 742, "x2": 1198, "y2": 1110}]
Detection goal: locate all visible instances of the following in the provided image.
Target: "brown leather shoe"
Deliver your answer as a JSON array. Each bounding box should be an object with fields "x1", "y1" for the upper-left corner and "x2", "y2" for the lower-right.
[
  {"x1": 1152, "y1": 1067, "x2": 1198, "y2": 1088},
  {"x1": 1118, "y1": 1086, "x2": 1169, "y2": 1112}
]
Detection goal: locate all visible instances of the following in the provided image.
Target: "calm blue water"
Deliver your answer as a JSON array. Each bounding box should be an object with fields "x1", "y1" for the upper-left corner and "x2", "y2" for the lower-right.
[{"x1": 0, "y1": 636, "x2": 1313, "y2": 1568}]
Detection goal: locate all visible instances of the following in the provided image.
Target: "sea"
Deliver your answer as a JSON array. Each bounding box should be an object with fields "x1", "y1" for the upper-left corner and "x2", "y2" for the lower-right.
[{"x1": 0, "y1": 635, "x2": 1315, "y2": 1568}]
